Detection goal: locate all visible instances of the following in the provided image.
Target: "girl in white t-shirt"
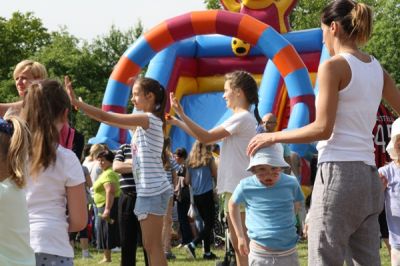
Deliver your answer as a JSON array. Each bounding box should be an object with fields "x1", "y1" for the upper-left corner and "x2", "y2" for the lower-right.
[
  {"x1": 65, "y1": 76, "x2": 170, "y2": 266},
  {"x1": 20, "y1": 80, "x2": 87, "y2": 266},
  {"x1": 169, "y1": 70, "x2": 260, "y2": 266},
  {"x1": 0, "y1": 116, "x2": 35, "y2": 266}
]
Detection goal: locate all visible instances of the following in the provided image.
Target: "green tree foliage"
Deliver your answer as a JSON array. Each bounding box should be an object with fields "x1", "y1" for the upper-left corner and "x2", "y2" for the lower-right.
[{"x1": 204, "y1": 0, "x2": 221, "y2": 10}]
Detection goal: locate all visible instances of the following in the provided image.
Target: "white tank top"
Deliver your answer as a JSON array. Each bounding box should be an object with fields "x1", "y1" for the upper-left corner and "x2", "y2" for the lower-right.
[{"x1": 317, "y1": 53, "x2": 383, "y2": 166}]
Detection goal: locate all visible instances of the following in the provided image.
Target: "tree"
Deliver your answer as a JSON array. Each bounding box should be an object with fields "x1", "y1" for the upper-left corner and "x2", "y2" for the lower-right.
[
  {"x1": 204, "y1": 0, "x2": 221, "y2": 10},
  {"x1": 0, "y1": 12, "x2": 51, "y2": 79}
]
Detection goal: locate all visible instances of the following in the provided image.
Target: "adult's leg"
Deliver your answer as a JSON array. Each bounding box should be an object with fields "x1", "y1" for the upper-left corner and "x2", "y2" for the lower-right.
[
  {"x1": 308, "y1": 162, "x2": 383, "y2": 266},
  {"x1": 140, "y1": 214, "x2": 167, "y2": 266},
  {"x1": 119, "y1": 193, "x2": 137, "y2": 266},
  {"x1": 193, "y1": 190, "x2": 215, "y2": 253}
]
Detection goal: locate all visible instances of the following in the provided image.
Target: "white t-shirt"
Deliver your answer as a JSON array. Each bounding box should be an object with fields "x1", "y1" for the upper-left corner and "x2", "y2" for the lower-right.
[
  {"x1": 25, "y1": 146, "x2": 85, "y2": 258},
  {"x1": 0, "y1": 178, "x2": 35, "y2": 266},
  {"x1": 217, "y1": 111, "x2": 257, "y2": 194}
]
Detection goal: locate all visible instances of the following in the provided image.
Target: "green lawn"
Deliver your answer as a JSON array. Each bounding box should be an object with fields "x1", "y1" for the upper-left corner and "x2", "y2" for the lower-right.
[{"x1": 74, "y1": 241, "x2": 391, "y2": 265}]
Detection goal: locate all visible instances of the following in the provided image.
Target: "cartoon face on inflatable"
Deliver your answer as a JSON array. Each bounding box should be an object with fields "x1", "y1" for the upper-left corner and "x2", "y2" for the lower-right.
[{"x1": 231, "y1": 38, "x2": 251, "y2": 57}]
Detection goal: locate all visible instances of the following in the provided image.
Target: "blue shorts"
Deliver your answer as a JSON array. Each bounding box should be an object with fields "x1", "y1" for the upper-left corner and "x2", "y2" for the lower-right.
[{"x1": 134, "y1": 188, "x2": 171, "y2": 221}]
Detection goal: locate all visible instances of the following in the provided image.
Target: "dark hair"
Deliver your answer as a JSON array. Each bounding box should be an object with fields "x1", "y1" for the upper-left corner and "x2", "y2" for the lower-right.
[
  {"x1": 20, "y1": 79, "x2": 71, "y2": 176},
  {"x1": 174, "y1": 147, "x2": 188, "y2": 160},
  {"x1": 321, "y1": 0, "x2": 372, "y2": 45},
  {"x1": 96, "y1": 149, "x2": 115, "y2": 163},
  {"x1": 135, "y1": 77, "x2": 167, "y2": 124},
  {"x1": 225, "y1": 71, "x2": 261, "y2": 124}
]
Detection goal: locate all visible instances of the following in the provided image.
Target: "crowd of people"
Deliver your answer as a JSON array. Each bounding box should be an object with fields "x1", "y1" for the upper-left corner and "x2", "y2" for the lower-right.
[{"x1": 0, "y1": 0, "x2": 400, "y2": 266}]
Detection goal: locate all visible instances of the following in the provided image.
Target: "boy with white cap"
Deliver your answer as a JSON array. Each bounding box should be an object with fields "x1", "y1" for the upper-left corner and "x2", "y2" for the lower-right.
[
  {"x1": 228, "y1": 144, "x2": 304, "y2": 266},
  {"x1": 378, "y1": 117, "x2": 400, "y2": 266}
]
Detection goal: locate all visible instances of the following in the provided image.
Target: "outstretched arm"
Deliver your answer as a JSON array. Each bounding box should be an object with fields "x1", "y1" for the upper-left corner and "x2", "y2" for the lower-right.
[
  {"x1": 0, "y1": 101, "x2": 23, "y2": 118},
  {"x1": 382, "y1": 70, "x2": 400, "y2": 116},
  {"x1": 169, "y1": 92, "x2": 230, "y2": 144},
  {"x1": 247, "y1": 60, "x2": 340, "y2": 155},
  {"x1": 64, "y1": 76, "x2": 149, "y2": 130}
]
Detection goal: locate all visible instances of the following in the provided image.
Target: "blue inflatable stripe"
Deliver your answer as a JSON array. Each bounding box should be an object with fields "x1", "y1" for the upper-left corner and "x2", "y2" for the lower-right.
[
  {"x1": 284, "y1": 68, "x2": 314, "y2": 98},
  {"x1": 124, "y1": 36, "x2": 156, "y2": 68},
  {"x1": 283, "y1": 29, "x2": 322, "y2": 53},
  {"x1": 102, "y1": 79, "x2": 131, "y2": 106},
  {"x1": 256, "y1": 27, "x2": 290, "y2": 59},
  {"x1": 258, "y1": 61, "x2": 280, "y2": 116}
]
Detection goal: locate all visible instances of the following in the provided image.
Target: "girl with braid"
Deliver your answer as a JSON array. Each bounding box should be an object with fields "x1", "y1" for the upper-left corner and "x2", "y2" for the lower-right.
[{"x1": 169, "y1": 70, "x2": 261, "y2": 266}]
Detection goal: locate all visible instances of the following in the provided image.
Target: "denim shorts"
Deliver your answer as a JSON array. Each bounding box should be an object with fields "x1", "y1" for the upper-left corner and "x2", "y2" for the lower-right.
[{"x1": 134, "y1": 188, "x2": 172, "y2": 220}]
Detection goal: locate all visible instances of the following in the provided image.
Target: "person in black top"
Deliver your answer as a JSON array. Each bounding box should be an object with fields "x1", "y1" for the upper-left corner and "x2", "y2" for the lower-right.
[{"x1": 113, "y1": 143, "x2": 148, "y2": 266}]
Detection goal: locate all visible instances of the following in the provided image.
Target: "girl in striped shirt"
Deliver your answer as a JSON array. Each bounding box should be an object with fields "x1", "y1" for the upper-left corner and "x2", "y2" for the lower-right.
[{"x1": 65, "y1": 76, "x2": 171, "y2": 266}]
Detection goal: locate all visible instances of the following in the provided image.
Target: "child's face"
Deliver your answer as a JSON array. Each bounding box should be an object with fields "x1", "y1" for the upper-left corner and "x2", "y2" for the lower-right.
[
  {"x1": 223, "y1": 81, "x2": 240, "y2": 109},
  {"x1": 251, "y1": 164, "x2": 281, "y2": 187},
  {"x1": 131, "y1": 84, "x2": 154, "y2": 112},
  {"x1": 97, "y1": 157, "x2": 112, "y2": 171}
]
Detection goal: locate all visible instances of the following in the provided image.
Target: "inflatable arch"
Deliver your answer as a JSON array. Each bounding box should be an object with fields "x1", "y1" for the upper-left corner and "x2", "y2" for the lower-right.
[{"x1": 90, "y1": 10, "x2": 314, "y2": 155}]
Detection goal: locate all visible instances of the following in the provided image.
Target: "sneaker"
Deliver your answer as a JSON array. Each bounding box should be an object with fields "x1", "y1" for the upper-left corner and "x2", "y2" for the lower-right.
[
  {"x1": 185, "y1": 244, "x2": 196, "y2": 259},
  {"x1": 203, "y1": 252, "x2": 218, "y2": 260},
  {"x1": 82, "y1": 253, "x2": 93, "y2": 259},
  {"x1": 165, "y1": 251, "x2": 176, "y2": 260}
]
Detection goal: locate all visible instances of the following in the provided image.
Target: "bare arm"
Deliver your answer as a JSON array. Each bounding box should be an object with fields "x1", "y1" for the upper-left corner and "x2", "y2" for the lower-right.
[
  {"x1": 112, "y1": 159, "x2": 133, "y2": 175},
  {"x1": 228, "y1": 199, "x2": 249, "y2": 256},
  {"x1": 66, "y1": 183, "x2": 88, "y2": 232},
  {"x1": 294, "y1": 201, "x2": 302, "y2": 215},
  {"x1": 102, "y1": 183, "x2": 116, "y2": 220},
  {"x1": 170, "y1": 92, "x2": 230, "y2": 144},
  {"x1": 64, "y1": 76, "x2": 149, "y2": 130},
  {"x1": 184, "y1": 169, "x2": 191, "y2": 186},
  {"x1": 84, "y1": 172, "x2": 92, "y2": 188},
  {"x1": 382, "y1": 70, "x2": 400, "y2": 116},
  {"x1": 0, "y1": 101, "x2": 23, "y2": 117},
  {"x1": 210, "y1": 158, "x2": 218, "y2": 184},
  {"x1": 247, "y1": 60, "x2": 340, "y2": 155}
]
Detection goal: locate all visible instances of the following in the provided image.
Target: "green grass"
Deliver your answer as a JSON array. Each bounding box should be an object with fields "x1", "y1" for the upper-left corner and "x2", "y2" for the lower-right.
[{"x1": 74, "y1": 241, "x2": 391, "y2": 265}]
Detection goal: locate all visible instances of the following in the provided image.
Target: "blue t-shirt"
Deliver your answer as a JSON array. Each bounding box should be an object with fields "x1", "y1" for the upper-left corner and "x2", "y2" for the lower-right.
[
  {"x1": 188, "y1": 165, "x2": 214, "y2": 196},
  {"x1": 378, "y1": 162, "x2": 400, "y2": 249},
  {"x1": 231, "y1": 173, "x2": 304, "y2": 250}
]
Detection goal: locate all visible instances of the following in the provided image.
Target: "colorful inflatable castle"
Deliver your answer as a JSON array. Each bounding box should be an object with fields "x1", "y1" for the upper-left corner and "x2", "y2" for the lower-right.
[{"x1": 90, "y1": 0, "x2": 327, "y2": 160}]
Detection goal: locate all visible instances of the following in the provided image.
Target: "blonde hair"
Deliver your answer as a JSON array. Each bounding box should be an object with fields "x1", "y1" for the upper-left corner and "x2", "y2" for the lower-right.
[
  {"x1": 0, "y1": 116, "x2": 30, "y2": 188},
  {"x1": 13, "y1": 60, "x2": 48, "y2": 80},
  {"x1": 19, "y1": 79, "x2": 70, "y2": 176},
  {"x1": 321, "y1": 0, "x2": 373, "y2": 46},
  {"x1": 88, "y1": 144, "x2": 108, "y2": 161},
  {"x1": 187, "y1": 141, "x2": 213, "y2": 168}
]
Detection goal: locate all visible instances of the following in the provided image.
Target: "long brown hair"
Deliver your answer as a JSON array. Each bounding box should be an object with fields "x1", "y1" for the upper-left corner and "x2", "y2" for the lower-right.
[
  {"x1": 0, "y1": 116, "x2": 30, "y2": 188},
  {"x1": 321, "y1": 0, "x2": 373, "y2": 45},
  {"x1": 187, "y1": 141, "x2": 213, "y2": 168},
  {"x1": 20, "y1": 79, "x2": 71, "y2": 176}
]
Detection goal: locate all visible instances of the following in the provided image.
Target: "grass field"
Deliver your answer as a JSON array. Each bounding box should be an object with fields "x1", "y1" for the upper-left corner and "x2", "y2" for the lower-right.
[{"x1": 74, "y1": 241, "x2": 391, "y2": 265}]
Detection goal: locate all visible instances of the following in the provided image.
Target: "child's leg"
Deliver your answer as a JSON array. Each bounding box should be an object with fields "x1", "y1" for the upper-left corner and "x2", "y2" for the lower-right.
[
  {"x1": 162, "y1": 197, "x2": 174, "y2": 253},
  {"x1": 140, "y1": 214, "x2": 167, "y2": 266},
  {"x1": 227, "y1": 212, "x2": 249, "y2": 266}
]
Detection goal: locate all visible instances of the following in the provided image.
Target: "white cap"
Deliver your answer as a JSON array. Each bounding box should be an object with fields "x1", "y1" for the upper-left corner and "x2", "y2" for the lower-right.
[
  {"x1": 247, "y1": 143, "x2": 289, "y2": 171},
  {"x1": 387, "y1": 118, "x2": 400, "y2": 160}
]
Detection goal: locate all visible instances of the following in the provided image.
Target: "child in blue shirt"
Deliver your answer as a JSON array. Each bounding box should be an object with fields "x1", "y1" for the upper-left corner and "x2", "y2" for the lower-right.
[
  {"x1": 378, "y1": 117, "x2": 400, "y2": 266},
  {"x1": 229, "y1": 144, "x2": 304, "y2": 266}
]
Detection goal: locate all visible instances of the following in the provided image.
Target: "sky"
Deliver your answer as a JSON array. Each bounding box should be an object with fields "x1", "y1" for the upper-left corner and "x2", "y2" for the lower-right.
[{"x1": 1, "y1": 0, "x2": 207, "y2": 41}]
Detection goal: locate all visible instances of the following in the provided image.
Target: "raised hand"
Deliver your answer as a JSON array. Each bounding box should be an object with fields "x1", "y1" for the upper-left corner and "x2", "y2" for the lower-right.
[
  {"x1": 169, "y1": 92, "x2": 184, "y2": 117},
  {"x1": 247, "y1": 132, "x2": 274, "y2": 156},
  {"x1": 64, "y1": 76, "x2": 78, "y2": 106}
]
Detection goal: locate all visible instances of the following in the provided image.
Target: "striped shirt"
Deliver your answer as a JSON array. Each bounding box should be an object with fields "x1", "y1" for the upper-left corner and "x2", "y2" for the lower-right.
[
  {"x1": 165, "y1": 157, "x2": 181, "y2": 187},
  {"x1": 132, "y1": 113, "x2": 170, "y2": 197},
  {"x1": 114, "y1": 144, "x2": 136, "y2": 193}
]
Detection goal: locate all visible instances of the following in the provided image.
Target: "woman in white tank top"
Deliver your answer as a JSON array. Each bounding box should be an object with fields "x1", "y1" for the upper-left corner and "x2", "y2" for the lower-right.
[{"x1": 247, "y1": 0, "x2": 400, "y2": 265}]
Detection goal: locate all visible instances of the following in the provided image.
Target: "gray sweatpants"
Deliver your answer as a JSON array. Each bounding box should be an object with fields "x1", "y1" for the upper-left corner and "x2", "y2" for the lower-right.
[{"x1": 308, "y1": 161, "x2": 383, "y2": 266}]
